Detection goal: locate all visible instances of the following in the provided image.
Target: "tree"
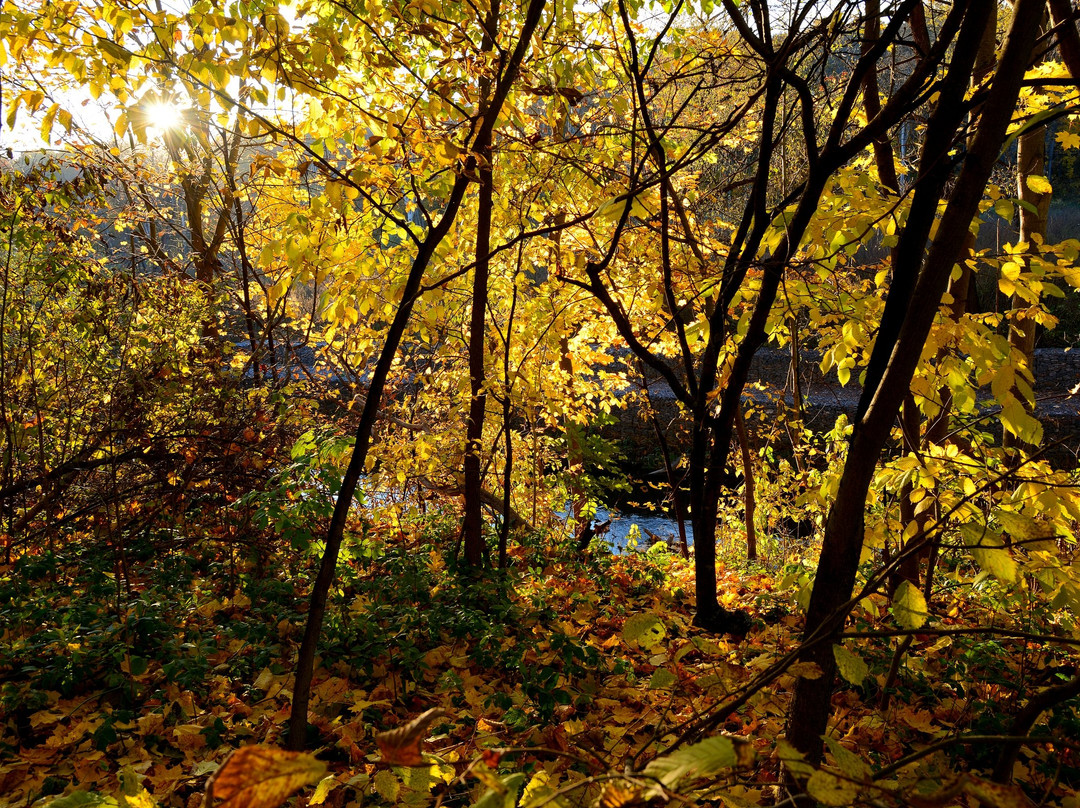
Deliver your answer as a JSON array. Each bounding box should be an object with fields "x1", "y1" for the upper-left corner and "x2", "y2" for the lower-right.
[
  {"x1": 7, "y1": 0, "x2": 1080, "y2": 796},
  {"x1": 556, "y1": 0, "x2": 972, "y2": 632},
  {"x1": 787, "y1": 0, "x2": 1048, "y2": 765}
]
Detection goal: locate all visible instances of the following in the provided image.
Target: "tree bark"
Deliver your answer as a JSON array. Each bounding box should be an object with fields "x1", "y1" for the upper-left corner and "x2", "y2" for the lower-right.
[
  {"x1": 786, "y1": 0, "x2": 1043, "y2": 768},
  {"x1": 1004, "y1": 12, "x2": 1051, "y2": 453},
  {"x1": 286, "y1": 0, "x2": 548, "y2": 749},
  {"x1": 735, "y1": 403, "x2": 757, "y2": 562},
  {"x1": 461, "y1": 0, "x2": 500, "y2": 567}
]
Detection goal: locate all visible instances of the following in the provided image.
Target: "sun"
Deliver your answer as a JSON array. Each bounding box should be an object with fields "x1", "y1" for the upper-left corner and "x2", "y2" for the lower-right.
[{"x1": 143, "y1": 101, "x2": 186, "y2": 137}]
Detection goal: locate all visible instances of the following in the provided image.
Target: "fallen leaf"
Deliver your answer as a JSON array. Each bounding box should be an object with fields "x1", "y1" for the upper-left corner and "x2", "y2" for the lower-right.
[
  {"x1": 204, "y1": 745, "x2": 326, "y2": 808},
  {"x1": 375, "y1": 708, "x2": 448, "y2": 767},
  {"x1": 788, "y1": 662, "x2": 823, "y2": 680}
]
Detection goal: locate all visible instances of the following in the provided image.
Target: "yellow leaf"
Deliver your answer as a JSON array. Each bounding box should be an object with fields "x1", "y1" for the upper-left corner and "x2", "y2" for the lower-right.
[
  {"x1": 622, "y1": 611, "x2": 665, "y2": 649},
  {"x1": 993, "y1": 199, "x2": 1014, "y2": 221},
  {"x1": 892, "y1": 581, "x2": 928, "y2": 629},
  {"x1": 205, "y1": 746, "x2": 326, "y2": 808},
  {"x1": 119, "y1": 789, "x2": 156, "y2": 808},
  {"x1": 777, "y1": 739, "x2": 814, "y2": 778},
  {"x1": 1055, "y1": 130, "x2": 1080, "y2": 149},
  {"x1": 1025, "y1": 174, "x2": 1052, "y2": 195},
  {"x1": 98, "y1": 38, "x2": 132, "y2": 65},
  {"x1": 309, "y1": 775, "x2": 338, "y2": 806},
  {"x1": 40, "y1": 102, "x2": 59, "y2": 142}
]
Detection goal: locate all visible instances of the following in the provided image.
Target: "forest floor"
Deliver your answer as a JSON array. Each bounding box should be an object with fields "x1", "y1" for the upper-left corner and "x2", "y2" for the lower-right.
[{"x1": 0, "y1": 523, "x2": 1077, "y2": 808}]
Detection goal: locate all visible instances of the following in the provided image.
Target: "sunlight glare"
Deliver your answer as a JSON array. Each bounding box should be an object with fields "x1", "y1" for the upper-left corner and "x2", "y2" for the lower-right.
[{"x1": 144, "y1": 101, "x2": 186, "y2": 137}]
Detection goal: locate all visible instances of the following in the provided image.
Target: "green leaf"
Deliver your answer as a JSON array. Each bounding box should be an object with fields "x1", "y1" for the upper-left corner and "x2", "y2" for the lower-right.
[
  {"x1": 596, "y1": 195, "x2": 629, "y2": 222},
  {"x1": 994, "y1": 509, "x2": 1048, "y2": 541},
  {"x1": 776, "y1": 739, "x2": 814, "y2": 778},
  {"x1": 474, "y1": 773, "x2": 526, "y2": 808},
  {"x1": 823, "y1": 738, "x2": 869, "y2": 781},
  {"x1": 622, "y1": 612, "x2": 665, "y2": 649},
  {"x1": 993, "y1": 199, "x2": 1015, "y2": 221},
  {"x1": 97, "y1": 38, "x2": 132, "y2": 66},
  {"x1": 971, "y1": 545, "x2": 1018, "y2": 584},
  {"x1": 892, "y1": 581, "x2": 928, "y2": 629},
  {"x1": 806, "y1": 770, "x2": 861, "y2": 806},
  {"x1": 649, "y1": 668, "x2": 678, "y2": 690},
  {"x1": 832, "y1": 644, "x2": 868, "y2": 685},
  {"x1": 373, "y1": 770, "x2": 399, "y2": 803},
  {"x1": 959, "y1": 522, "x2": 1017, "y2": 583},
  {"x1": 1000, "y1": 396, "x2": 1043, "y2": 445},
  {"x1": 46, "y1": 794, "x2": 119, "y2": 808},
  {"x1": 642, "y1": 736, "x2": 738, "y2": 788}
]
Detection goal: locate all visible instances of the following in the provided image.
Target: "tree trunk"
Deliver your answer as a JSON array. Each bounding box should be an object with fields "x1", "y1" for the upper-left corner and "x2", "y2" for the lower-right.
[
  {"x1": 498, "y1": 279, "x2": 519, "y2": 568},
  {"x1": 1004, "y1": 19, "x2": 1051, "y2": 453},
  {"x1": 786, "y1": 0, "x2": 1042, "y2": 768},
  {"x1": 461, "y1": 0, "x2": 500, "y2": 567},
  {"x1": 735, "y1": 404, "x2": 757, "y2": 562},
  {"x1": 899, "y1": 2, "x2": 997, "y2": 590},
  {"x1": 286, "y1": 0, "x2": 548, "y2": 749},
  {"x1": 461, "y1": 135, "x2": 495, "y2": 567}
]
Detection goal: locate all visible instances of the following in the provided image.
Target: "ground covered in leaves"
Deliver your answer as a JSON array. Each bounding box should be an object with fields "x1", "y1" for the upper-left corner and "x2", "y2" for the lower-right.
[{"x1": 1, "y1": 526, "x2": 1078, "y2": 808}]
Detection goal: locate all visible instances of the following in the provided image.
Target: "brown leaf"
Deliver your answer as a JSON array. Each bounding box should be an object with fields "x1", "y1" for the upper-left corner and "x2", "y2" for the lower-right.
[
  {"x1": 204, "y1": 745, "x2": 326, "y2": 808},
  {"x1": 375, "y1": 708, "x2": 448, "y2": 767}
]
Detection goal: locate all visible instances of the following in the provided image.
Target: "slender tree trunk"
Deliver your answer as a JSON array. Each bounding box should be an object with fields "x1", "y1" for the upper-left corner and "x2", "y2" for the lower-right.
[
  {"x1": 735, "y1": 403, "x2": 757, "y2": 562},
  {"x1": 498, "y1": 277, "x2": 519, "y2": 568},
  {"x1": 287, "y1": 198, "x2": 467, "y2": 751},
  {"x1": 688, "y1": 420, "x2": 723, "y2": 628},
  {"x1": 286, "y1": 0, "x2": 547, "y2": 750},
  {"x1": 1005, "y1": 18, "x2": 1051, "y2": 452},
  {"x1": 650, "y1": 413, "x2": 689, "y2": 559},
  {"x1": 868, "y1": 0, "x2": 921, "y2": 593},
  {"x1": 461, "y1": 0, "x2": 500, "y2": 567},
  {"x1": 462, "y1": 138, "x2": 495, "y2": 567},
  {"x1": 788, "y1": 319, "x2": 804, "y2": 436},
  {"x1": 927, "y1": 2, "x2": 998, "y2": 449},
  {"x1": 559, "y1": 341, "x2": 587, "y2": 525},
  {"x1": 895, "y1": 394, "x2": 923, "y2": 590}
]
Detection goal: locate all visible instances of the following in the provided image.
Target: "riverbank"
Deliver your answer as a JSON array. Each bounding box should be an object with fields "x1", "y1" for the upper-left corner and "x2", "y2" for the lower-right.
[{"x1": 607, "y1": 348, "x2": 1080, "y2": 468}]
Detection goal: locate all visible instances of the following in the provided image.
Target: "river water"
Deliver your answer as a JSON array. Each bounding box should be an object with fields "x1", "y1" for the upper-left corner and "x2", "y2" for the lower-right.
[{"x1": 561, "y1": 506, "x2": 693, "y2": 553}]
